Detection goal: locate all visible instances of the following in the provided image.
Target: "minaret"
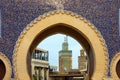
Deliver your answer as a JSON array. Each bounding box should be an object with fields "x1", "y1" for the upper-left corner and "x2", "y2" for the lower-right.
[
  {"x1": 59, "y1": 35, "x2": 72, "y2": 73},
  {"x1": 78, "y1": 49, "x2": 87, "y2": 71}
]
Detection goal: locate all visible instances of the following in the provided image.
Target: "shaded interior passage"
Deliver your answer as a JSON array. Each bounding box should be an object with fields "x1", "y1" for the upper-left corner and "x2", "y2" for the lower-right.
[
  {"x1": 116, "y1": 60, "x2": 120, "y2": 78},
  {"x1": 0, "y1": 59, "x2": 6, "y2": 80}
]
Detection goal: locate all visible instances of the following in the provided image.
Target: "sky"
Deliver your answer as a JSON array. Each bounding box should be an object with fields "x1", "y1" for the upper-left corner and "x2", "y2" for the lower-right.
[{"x1": 37, "y1": 34, "x2": 83, "y2": 69}]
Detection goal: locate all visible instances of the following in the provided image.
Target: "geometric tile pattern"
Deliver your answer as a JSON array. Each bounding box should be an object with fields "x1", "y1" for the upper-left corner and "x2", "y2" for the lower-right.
[{"x1": 0, "y1": 0, "x2": 120, "y2": 77}]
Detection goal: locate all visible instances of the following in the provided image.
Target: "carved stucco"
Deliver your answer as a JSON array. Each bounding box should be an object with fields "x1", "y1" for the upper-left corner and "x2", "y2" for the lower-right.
[{"x1": 13, "y1": 10, "x2": 109, "y2": 80}]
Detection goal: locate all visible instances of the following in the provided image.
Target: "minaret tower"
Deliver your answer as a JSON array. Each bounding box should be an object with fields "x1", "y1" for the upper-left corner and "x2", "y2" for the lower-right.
[
  {"x1": 78, "y1": 49, "x2": 87, "y2": 71},
  {"x1": 59, "y1": 35, "x2": 72, "y2": 73}
]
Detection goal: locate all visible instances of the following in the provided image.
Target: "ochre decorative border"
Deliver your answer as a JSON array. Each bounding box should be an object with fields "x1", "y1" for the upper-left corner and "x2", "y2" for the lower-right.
[
  {"x1": 0, "y1": 52, "x2": 11, "y2": 80},
  {"x1": 111, "y1": 52, "x2": 120, "y2": 80},
  {"x1": 13, "y1": 10, "x2": 108, "y2": 80}
]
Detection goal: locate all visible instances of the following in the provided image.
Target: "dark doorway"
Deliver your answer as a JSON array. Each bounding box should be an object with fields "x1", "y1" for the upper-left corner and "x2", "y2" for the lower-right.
[
  {"x1": 116, "y1": 60, "x2": 120, "y2": 78},
  {"x1": 0, "y1": 59, "x2": 6, "y2": 80}
]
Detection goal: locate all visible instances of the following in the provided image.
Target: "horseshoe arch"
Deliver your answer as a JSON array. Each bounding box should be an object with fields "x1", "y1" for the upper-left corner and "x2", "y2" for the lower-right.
[{"x1": 13, "y1": 10, "x2": 108, "y2": 80}]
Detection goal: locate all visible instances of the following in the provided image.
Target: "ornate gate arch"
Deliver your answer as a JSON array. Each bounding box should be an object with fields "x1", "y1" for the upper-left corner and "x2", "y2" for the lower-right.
[{"x1": 13, "y1": 10, "x2": 108, "y2": 80}]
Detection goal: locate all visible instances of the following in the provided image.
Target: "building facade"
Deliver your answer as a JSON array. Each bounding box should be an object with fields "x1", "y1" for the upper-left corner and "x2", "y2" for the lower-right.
[{"x1": 32, "y1": 48, "x2": 49, "y2": 80}]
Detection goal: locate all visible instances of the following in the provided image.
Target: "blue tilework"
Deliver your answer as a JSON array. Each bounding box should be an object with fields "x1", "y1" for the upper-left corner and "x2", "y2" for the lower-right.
[{"x1": 0, "y1": 0, "x2": 120, "y2": 77}]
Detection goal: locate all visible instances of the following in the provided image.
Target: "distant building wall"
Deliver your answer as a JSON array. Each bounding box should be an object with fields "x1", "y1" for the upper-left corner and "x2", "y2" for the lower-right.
[{"x1": 31, "y1": 48, "x2": 49, "y2": 80}]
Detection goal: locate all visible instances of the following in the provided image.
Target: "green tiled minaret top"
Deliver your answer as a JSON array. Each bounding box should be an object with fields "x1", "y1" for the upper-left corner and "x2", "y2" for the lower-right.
[
  {"x1": 59, "y1": 36, "x2": 72, "y2": 56},
  {"x1": 62, "y1": 36, "x2": 68, "y2": 50}
]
